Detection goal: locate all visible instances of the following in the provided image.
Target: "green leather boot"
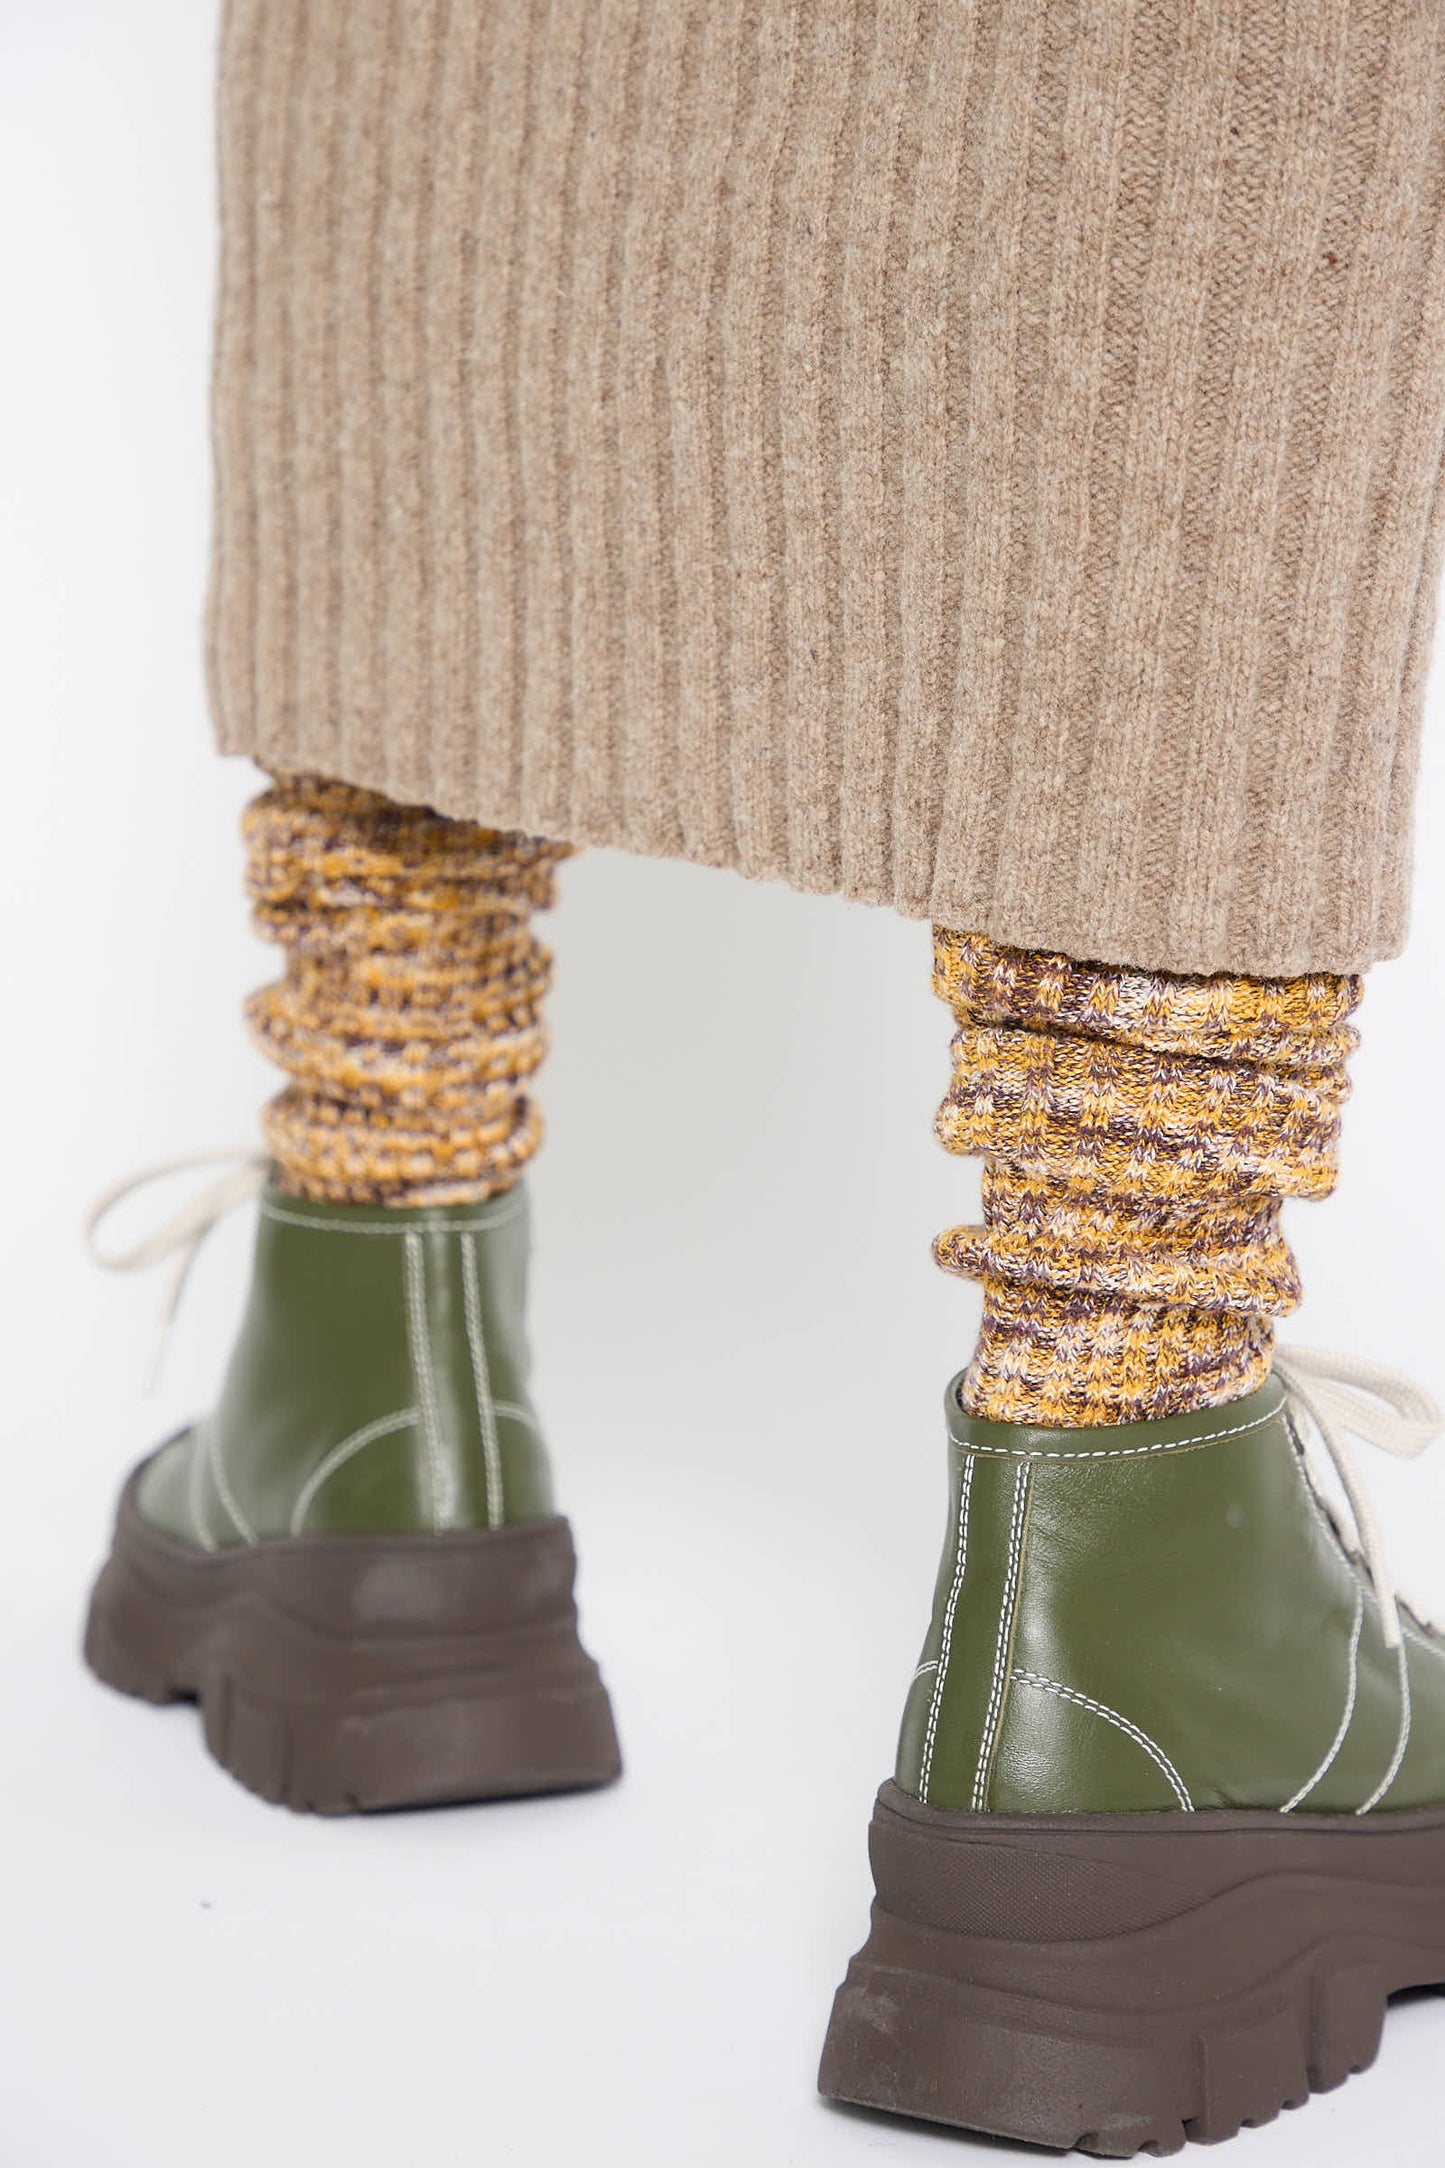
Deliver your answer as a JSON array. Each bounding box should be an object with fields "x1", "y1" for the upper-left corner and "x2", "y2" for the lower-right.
[
  {"x1": 85, "y1": 1179, "x2": 621, "y2": 1812},
  {"x1": 820, "y1": 1361, "x2": 1445, "y2": 2155}
]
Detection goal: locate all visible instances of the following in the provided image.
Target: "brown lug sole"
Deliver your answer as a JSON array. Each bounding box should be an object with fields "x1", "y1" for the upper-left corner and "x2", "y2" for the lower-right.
[
  {"x1": 84, "y1": 1467, "x2": 622, "y2": 1814},
  {"x1": 819, "y1": 1780, "x2": 1445, "y2": 2157}
]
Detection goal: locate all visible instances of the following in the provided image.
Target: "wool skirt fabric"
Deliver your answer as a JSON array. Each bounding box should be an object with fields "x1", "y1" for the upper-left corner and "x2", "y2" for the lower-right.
[{"x1": 208, "y1": 0, "x2": 1445, "y2": 978}]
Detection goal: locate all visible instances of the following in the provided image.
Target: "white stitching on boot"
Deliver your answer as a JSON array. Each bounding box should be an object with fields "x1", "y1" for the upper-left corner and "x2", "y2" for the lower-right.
[
  {"x1": 403, "y1": 1233, "x2": 450, "y2": 1531},
  {"x1": 262, "y1": 1193, "x2": 525, "y2": 1239},
  {"x1": 1358, "y1": 1641, "x2": 1412, "y2": 1815},
  {"x1": 972, "y1": 1463, "x2": 1032, "y2": 1811},
  {"x1": 460, "y1": 1234, "x2": 505, "y2": 1529},
  {"x1": 1280, "y1": 1583, "x2": 1364, "y2": 1813},
  {"x1": 206, "y1": 1424, "x2": 256, "y2": 1546},
  {"x1": 1010, "y1": 1667, "x2": 1194, "y2": 1811},
  {"x1": 919, "y1": 1453, "x2": 974, "y2": 1802},
  {"x1": 186, "y1": 1429, "x2": 216, "y2": 1554},
  {"x1": 957, "y1": 1398, "x2": 1284, "y2": 1463},
  {"x1": 288, "y1": 1409, "x2": 420, "y2": 1536}
]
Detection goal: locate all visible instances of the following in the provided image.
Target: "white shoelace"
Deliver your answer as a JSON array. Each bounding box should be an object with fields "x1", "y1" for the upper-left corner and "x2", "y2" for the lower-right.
[
  {"x1": 1274, "y1": 1345, "x2": 1445, "y2": 1648},
  {"x1": 84, "y1": 1149, "x2": 271, "y2": 1388}
]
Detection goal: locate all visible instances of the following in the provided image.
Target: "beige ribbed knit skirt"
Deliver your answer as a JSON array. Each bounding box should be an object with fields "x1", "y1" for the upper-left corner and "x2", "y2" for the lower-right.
[{"x1": 208, "y1": 1, "x2": 1445, "y2": 978}]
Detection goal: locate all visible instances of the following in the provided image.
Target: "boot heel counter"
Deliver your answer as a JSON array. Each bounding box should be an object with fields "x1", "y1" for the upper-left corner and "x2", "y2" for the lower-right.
[
  {"x1": 896, "y1": 1452, "x2": 1034, "y2": 1810},
  {"x1": 175, "y1": 1185, "x2": 556, "y2": 1543},
  {"x1": 457, "y1": 1192, "x2": 555, "y2": 1522},
  {"x1": 403, "y1": 1201, "x2": 555, "y2": 1532},
  {"x1": 896, "y1": 1436, "x2": 1193, "y2": 1816}
]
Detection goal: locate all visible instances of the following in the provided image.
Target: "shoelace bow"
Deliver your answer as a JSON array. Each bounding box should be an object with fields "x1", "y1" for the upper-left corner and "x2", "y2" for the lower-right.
[
  {"x1": 84, "y1": 1149, "x2": 271, "y2": 1389},
  {"x1": 83, "y1": 1160, "x2": 1444, "y2": 1644}
]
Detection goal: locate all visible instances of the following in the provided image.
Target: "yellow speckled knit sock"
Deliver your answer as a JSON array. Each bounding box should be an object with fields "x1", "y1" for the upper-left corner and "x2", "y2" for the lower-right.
[
  {"x1": 244, "y1": 776, "x2": 570, "y2": 1206},
  {"x1": 933, "y1": 931, "x2": 1361, "y2": 1429}
]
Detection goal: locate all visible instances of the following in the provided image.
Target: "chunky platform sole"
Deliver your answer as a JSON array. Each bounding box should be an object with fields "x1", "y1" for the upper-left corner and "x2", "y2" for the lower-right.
[
  {"x1": 819, "y1": 1780, "x2": 1445, "y2": 2157},
  {"x1": 84, "y1": 1466, "x2": 622, "y2": 1814}
]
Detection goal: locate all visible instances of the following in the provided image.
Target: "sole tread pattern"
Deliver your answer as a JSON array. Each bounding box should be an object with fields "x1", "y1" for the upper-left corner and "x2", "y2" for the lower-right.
[
  {"x1": 819, "y1": 1783, "x2": 1445, "y2": 2156},
  {"x1": 84, "y1": 1468, "x2": 622, "y2": 1814}
]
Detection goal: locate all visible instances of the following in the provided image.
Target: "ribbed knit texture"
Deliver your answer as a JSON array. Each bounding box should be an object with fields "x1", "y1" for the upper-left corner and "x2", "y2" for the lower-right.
[
  {"x1": 245, "y1": 776, "x2": 568, "y2": 1204},
  {"x1": 934, "y1": 931, "x2": 1361, "y2": 1427},
  {"x1": 210, "y1": 1, "x2": 1445, "y2": 978}
]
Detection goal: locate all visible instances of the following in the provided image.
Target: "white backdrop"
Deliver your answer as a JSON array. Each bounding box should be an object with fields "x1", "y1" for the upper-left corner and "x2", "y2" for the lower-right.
[{"x1": 4, "y1": 7, "x2": 1445, "y2": 2164}]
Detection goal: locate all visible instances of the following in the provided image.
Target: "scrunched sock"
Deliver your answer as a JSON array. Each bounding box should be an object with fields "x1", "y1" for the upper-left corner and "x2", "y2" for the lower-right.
[
  {"x1": 932, "y1": 930, "x2": 1362, "y2": 1429},
  {"x1": 244, "y1": 774, "x2": 571, "y2": 1206}
]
